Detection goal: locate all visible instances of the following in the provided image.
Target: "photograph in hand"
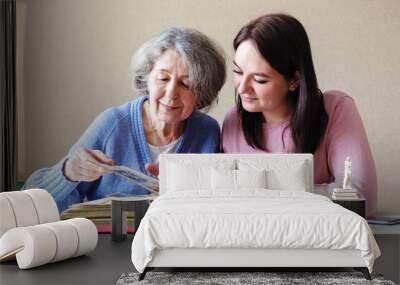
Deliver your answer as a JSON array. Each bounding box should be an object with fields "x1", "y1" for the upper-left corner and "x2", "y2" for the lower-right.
[{"x1": 88, "y1": 160, "x2": 159, "y2": 194}]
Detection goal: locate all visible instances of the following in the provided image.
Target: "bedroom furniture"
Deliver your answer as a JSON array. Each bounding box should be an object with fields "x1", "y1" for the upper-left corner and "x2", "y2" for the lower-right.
[
  {"x1": 112, "y1": 199, "x2": 150, "y2": 241},
  {"x1": 132, "y1": 154, "x2": 380, "y2": 281},
  {"x1": 0, "y1": 189, "x2": 59, "y2": 236},
  {"x1": 0, "y1": 234, "x2": 133, "y2": 285},
  {"x1": 143, "y1": 249, "x2": 371, "y2": 280},
  {"x1": 313, "y1": 184, "x2": 366, "y2": 217},
  {"x1": 0, "y1": 189, "x2": 98, "y2": 269},
  {"x1": 0, "y1": 229, "x2": 397, "y2": 285},
  {"x1": 371, "y1": 224, "x2": 400, "y2": 284},
  {"x1": 333, "y1": 199, "x2": 365, "y2": 217},
  {"x1": 0, "y1": 218, "x2": 98, "y2": 269}
]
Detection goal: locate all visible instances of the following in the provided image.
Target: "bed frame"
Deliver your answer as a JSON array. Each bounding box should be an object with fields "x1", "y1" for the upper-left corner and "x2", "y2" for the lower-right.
[{"x1": 139, "y1": 248, "x2": 371, "y2": 280}]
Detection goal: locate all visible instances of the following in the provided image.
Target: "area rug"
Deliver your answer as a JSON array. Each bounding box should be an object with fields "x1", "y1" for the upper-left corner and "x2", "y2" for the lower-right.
[{"x1": 116, "y1": 271, "x2": 396, "y2": 285}]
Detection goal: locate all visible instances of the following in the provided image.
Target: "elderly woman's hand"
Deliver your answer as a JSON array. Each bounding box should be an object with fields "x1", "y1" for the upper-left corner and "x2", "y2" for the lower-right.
[{"x1": 63, "y1": 148, "x2": 114, "y2": 182}]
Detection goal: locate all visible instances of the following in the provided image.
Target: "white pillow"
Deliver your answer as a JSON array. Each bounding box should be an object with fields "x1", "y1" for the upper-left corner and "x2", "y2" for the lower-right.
[
  {"x1": 211, "y1": 168, "x2": 267, "y2": 191},
  {"x1": 236, "y1": 169, "x2": 267, "y2": 189},
  {"x1": 166, "y1": 160, "x2": 235, "y2": 192},
  {"x1": 166, "y1": 162, "x2": 211, "y2": 191},
  {"x1": 211, "y1": 168, "x2": 236, "y2": 190},
  {"x1": 238, "y1": 159, "x2": 310, "y2": 191},
  {"x1": 265, "y1": 161, "x2": 307, "y2": 191}
]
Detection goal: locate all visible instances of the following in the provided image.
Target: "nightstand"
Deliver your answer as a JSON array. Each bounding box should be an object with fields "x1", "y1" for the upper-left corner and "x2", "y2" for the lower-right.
[
  {"x1": 332, "y1": 198, "x2": 366, "y2": 218},
  {"x1": 313, "y1": 184, "x2": 366, "y2": 217}
]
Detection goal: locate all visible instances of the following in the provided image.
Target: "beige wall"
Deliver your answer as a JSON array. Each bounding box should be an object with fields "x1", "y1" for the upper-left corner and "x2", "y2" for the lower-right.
[{"x1": 16, "y1": 0, "x2": 400, "y2": 214}]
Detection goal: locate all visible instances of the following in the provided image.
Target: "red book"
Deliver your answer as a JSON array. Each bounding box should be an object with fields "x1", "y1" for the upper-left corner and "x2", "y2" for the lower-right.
[{"x1": 96, "y1": 225, "x2": 135, "y2": 233}]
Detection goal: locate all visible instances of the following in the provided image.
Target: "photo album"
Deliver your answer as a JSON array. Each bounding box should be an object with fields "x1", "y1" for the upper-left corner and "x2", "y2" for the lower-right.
[{"x1": 88, "y1": 160, "x2": 159, "y2": 194}]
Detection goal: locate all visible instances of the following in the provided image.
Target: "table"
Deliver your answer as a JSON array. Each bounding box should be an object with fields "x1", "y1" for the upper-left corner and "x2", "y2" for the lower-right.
[
  {"x1": 111, "y1": 199, "x2": 149, "y2": 241},
  {"x1": 0, "y1": 234, "x2": 134, "y2": 285}
]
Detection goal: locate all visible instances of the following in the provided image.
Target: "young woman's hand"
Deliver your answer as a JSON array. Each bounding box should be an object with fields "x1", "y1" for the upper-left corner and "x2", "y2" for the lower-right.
[
  {"x1": 63, "y1": 148, "x2": 114, "y2": 182},
  {"x1": 145, "y1": 163, "x2": 159, "y2": 177}
]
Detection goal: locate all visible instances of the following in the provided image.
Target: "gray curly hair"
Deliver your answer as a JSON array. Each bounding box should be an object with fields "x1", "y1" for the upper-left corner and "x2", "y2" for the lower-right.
[{"x1": 130, "y1": 27, "x2": 226, "y2": 111}]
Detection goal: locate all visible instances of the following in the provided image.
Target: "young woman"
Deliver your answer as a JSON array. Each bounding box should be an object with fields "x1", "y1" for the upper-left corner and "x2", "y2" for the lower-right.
[{"x1": 222, "y1": 14, "x2": 377, "y2": 214}]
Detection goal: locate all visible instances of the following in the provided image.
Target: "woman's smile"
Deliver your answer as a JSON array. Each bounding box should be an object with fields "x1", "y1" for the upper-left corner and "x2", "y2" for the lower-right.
[
  {"x1": 240, "y1": 95, "x2": 258, "y2": 103},
  {"x1": 159, "y1": 101, "x2": 181, "y2": 112}
]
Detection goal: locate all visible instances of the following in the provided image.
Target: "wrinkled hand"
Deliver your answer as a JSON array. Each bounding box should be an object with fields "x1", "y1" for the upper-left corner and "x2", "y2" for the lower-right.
[
  {"x1": 63, "y1": 148, "x2": 114, "y2": 182},
  {"x1": 145, "y1": 163, "x2": 159, "y2": 178}
]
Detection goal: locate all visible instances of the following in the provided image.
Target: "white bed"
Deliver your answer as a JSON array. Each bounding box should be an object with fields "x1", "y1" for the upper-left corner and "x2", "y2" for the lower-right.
[{"x1": 131, "y1": 154, "x2": 380, "y2": 280}]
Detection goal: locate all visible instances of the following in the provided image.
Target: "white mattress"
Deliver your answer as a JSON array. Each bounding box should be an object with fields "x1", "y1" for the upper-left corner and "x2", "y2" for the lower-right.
[{"x1": 131, "y1": 190, "x2": 380, "y2": 273}]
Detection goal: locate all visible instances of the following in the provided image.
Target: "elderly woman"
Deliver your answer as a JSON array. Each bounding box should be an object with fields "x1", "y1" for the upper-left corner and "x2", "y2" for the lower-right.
[{"x1": 24, "y1": 27, "x2": 226, "y2": 212}]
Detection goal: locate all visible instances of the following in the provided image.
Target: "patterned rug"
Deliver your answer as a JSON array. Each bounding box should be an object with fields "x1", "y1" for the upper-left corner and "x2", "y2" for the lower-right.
[{"x1": 116, "y1": 271, "x2": 396, "y2": 285}]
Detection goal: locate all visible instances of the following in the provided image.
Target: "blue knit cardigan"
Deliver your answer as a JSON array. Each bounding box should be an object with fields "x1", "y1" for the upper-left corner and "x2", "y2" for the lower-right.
[{"x1": 23, "y1": 96, "x2": 220, "y2": 212}]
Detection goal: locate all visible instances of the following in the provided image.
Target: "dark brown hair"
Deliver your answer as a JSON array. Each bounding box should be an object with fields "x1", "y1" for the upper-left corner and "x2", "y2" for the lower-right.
[{"x1": 233, "y1": 14, "x2": 328, "y2": 153}]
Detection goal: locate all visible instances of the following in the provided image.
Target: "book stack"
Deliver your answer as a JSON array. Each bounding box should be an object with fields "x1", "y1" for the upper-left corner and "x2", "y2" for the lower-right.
[
  {"x1": 367, "y1": 216, "x2": 400, "y2": 225},
  {"x1": 60, "y1": 198, "x2": 135, "y2": 233},
  {"x1": 59, "y1": 162, "x2": 159, "y2": 233},
  {"x1": 332, "y1": 188, "x2": 360, "y2": 200}
]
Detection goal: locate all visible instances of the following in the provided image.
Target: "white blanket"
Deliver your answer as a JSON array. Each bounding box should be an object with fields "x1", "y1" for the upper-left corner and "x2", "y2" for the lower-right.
[{"x1": 131, "y1": 190, "x2": 380, "y2": 273}]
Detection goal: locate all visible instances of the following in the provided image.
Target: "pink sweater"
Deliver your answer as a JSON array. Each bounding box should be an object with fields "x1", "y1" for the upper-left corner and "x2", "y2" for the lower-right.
[{"x1": 222, "y1": 90, "x2": 377, "y2": 214}]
